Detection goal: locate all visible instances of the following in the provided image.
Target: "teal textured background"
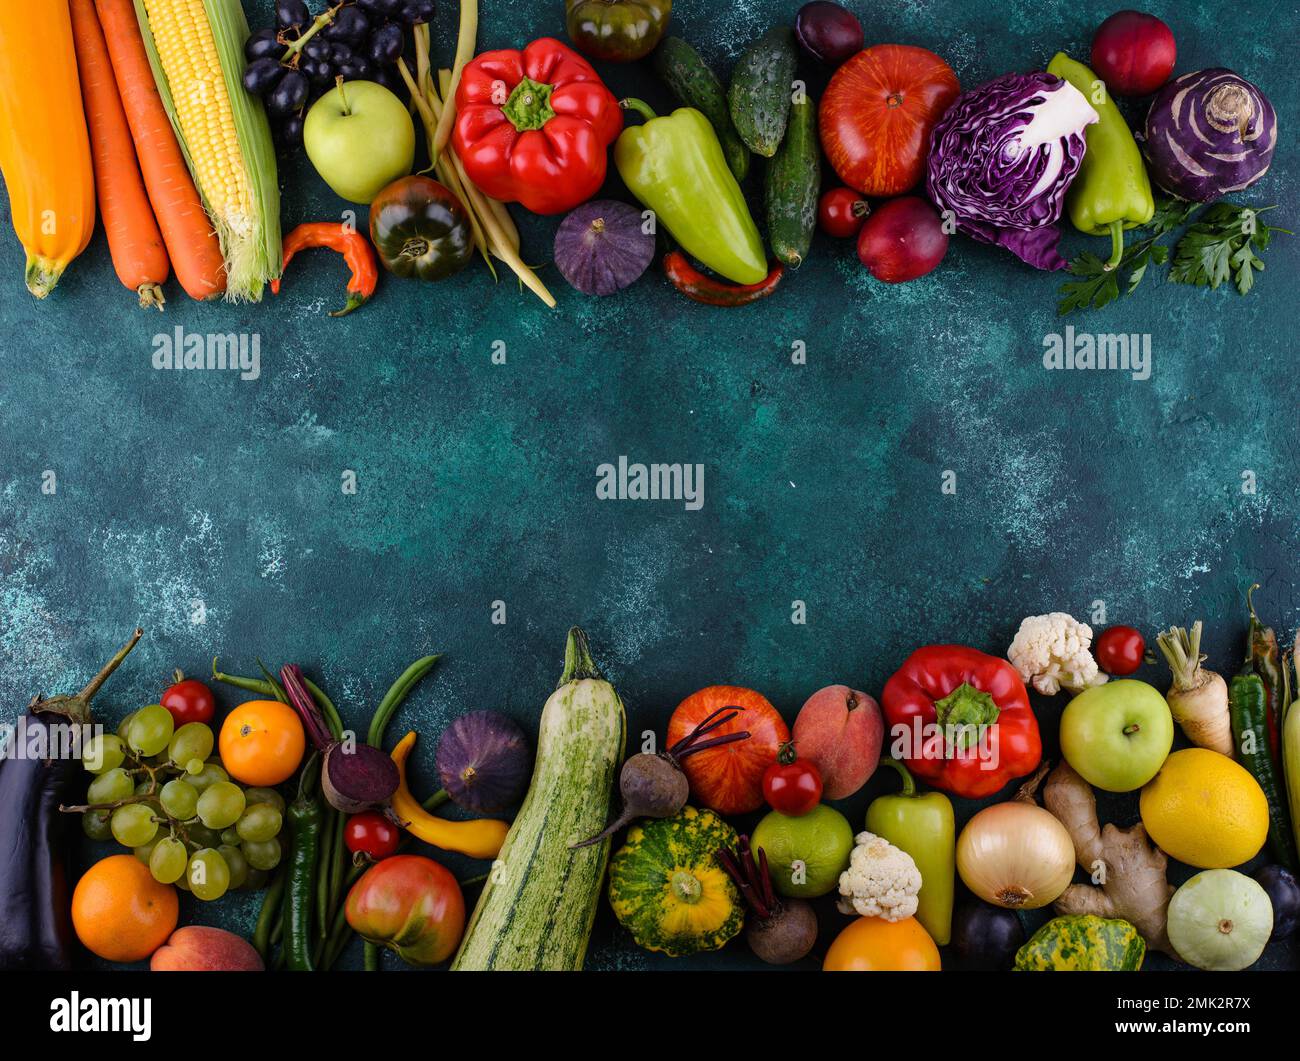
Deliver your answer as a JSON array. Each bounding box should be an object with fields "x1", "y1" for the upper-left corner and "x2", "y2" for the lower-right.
[{"x1": 1, "y1": 0, "x2": 1298, "y2": 970}]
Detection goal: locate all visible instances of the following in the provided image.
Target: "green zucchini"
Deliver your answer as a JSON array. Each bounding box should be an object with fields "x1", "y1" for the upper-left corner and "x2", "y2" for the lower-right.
[
  {"x1": 451, "y1": 628, "x2": 626, "y2": 970},
  {"x1": 654, "y1": 37, "x2": 750, "y2": 181},
  {"x1": 765, "y1": 90, "x2": 820, "y2": 267},
  {"x1": 728, "y1": 27, "x2": 797, "y2": 158}
]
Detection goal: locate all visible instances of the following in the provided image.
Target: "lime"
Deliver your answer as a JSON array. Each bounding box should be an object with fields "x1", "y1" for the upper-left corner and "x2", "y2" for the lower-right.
[{"x1": 752, "y1": 803, "x2": 854, "y2": 898}]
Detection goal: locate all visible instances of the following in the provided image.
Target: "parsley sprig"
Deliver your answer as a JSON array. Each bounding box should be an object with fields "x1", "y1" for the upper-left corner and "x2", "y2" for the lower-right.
[{"x1": 1056, "y1": 198, "x2": 1289, "y2": 315}]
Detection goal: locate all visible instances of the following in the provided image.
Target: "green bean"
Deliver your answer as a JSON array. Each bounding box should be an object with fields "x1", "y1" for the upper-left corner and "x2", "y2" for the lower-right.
[
  {"x1": 251, "y1": 867, "x2": 286, "y2": 960},
  {"x1": 367, "y1": 655, "x2": 441, "y2": 748}
]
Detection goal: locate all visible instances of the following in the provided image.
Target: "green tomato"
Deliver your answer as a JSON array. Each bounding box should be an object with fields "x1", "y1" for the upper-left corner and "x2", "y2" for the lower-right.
[
  {"x1": 751, "y1": 803, "x2": 854, "y2": 898},
  {"x1": 1059, "y1": 679, "x2": 1174, "y2": 792}
]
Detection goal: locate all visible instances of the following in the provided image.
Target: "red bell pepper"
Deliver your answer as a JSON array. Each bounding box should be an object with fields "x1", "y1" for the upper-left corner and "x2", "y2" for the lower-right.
[
  {"x1": 881, "y1": 645, "x2": 1042, "y2": 799},
  {"x1": 453, "y1": 38, "x2": 622, "y2": 216}
]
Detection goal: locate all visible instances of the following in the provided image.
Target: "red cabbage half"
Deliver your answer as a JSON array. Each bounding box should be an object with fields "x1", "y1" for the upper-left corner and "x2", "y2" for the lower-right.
[{"x1": 926, "y1": 72, "x2": 1098, "y2": 271}]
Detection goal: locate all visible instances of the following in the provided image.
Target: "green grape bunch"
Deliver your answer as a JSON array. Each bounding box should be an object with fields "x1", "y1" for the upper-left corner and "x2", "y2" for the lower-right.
[{"x1": 69, "y1": 710, "x2": 286, "y2": 898}]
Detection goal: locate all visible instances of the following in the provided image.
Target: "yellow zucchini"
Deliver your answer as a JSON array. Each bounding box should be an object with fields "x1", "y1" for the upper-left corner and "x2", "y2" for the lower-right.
[{"x1": 0, "y1": 2, "x2": 96, "y2": 297}]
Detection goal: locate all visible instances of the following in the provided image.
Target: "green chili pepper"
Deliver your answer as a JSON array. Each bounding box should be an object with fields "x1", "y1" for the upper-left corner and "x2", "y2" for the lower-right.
[
  {"x1": 1245, "y1": 583, "x2": 1286, "y2": 761},
  {"x1": 1046, "y1": 53, "x2": 1155, "y2": 270},
  {"x1": 865, "y1": 759, "x2": 955, "y2": 945},
  {"x1": 1230, "y1": 671, "x2": 1297, "y2": 870},
  {"x1": 614, "y1": 99, "x2": 767, "y2": 286},
  {"x1": 283, "y1": 755, "x2": 323, "y2": 971}
]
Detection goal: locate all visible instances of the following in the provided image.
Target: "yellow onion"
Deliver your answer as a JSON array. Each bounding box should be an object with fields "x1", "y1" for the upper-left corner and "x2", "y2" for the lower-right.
[{"x1": 956, "y1": 769, "x2": 1074, "y2": 909}]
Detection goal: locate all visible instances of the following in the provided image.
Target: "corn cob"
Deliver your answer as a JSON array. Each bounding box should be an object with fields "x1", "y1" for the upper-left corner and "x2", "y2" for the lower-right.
[{"x1": 134, "y1": 0, "x2": 280, "y2": 301}]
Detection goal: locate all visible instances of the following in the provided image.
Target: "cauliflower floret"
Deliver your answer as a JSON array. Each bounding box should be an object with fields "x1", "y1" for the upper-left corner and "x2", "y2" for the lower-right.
[
  {"x1": 836, "y1": 831, "x2": 921, "y2": 921},
  {"x1": 1008, "y1": 612, "x2": 1109, "y2": 695}
]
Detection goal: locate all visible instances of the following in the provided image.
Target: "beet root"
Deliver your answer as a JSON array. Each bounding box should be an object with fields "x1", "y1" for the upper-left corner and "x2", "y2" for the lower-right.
[{"x1": 746, "y1": 898, "x2": 818, "y2": 965}]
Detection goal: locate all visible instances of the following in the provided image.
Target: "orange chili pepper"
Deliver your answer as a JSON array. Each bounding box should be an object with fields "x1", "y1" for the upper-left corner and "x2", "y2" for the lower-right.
[{"x1": 270, "y1": 222, "x2": 378, "y2": 317}]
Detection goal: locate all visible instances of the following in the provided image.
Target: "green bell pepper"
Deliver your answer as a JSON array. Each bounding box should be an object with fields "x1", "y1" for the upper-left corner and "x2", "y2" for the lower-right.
[
  {"x1": 614, "y1": 99, "x2": 767, "y2": 286},
  {"x1": 1047, "y1": 52, "x2": 1154, "y2": 270},
  {"x1": 865, "y1": 759, "x2": 955, "y2": 945}
]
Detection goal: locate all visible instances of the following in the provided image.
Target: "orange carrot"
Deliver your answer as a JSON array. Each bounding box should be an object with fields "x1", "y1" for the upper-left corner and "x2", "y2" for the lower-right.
[
  {"x1": 95, "y1": 0, "x2": 224, "y2": 301},
  {"x1": 69, "y1": 0, "x2": 169, "y2": 308}
]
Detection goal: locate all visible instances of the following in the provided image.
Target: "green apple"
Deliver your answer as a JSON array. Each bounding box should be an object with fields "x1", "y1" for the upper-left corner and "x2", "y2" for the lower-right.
[
  {"x1": 304, "y1": 80, "x2": 414, "y2": 204},
  {"x1": 1060, "y1": 679, "x2": 1174, "y2": 792}
]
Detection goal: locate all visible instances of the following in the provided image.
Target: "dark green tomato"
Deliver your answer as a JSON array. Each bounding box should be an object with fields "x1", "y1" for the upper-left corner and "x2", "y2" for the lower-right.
[
  {"x1": 565, "y1": 0, "x2": 672, "y2": 63},
  {"x1": 369, "y1": 176, "x2": 474, "y2": 282}
]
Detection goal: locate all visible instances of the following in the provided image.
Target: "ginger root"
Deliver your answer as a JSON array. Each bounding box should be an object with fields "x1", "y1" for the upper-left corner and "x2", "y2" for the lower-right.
[{"x1": 1042, "y1": 761, "x2": 1175, "y2": 955}]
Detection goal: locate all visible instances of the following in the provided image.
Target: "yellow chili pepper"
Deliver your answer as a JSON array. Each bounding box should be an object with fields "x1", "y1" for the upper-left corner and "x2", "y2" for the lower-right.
[{"x1": 390, "y1": 731, "x2": 509, "y2": 860}]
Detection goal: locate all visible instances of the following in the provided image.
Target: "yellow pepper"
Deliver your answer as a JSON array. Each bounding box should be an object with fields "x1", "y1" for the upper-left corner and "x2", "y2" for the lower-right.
[{"x1": 390, "y1": 731, "x2": 509, "y2": 860}]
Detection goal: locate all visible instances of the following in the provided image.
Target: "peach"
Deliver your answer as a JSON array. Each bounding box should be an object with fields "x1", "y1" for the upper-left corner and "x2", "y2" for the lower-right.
[
  {"x1": 792, "y1": 685, "x2": 883, "y2": 799},
  {"x1": 150, "y1": 926, "x2": 263, "y2": 971}
]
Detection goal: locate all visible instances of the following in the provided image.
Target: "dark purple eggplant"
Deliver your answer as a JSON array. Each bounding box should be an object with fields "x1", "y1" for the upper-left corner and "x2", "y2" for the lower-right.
[
  {"x1": 1255, "y1": 865, "x2": 1300, "y2": 940},
  {"x1": 435, "y1": 711, "x2": 531, "y2": 813},
  {"x1": 952, "y1": 900, "x2": 1025, "y2": 970},
  {"x1": 0, "y1": 629, "x2": 142, "y2": 970}
]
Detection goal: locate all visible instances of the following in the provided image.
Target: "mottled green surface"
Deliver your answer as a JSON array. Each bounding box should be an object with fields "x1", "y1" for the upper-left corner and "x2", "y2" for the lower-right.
[{"x1": 0, "y1": 0, "x2": 1298, "y2": 971}]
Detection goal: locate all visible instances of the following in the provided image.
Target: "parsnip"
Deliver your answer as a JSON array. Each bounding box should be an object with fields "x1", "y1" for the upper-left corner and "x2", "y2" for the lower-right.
[{"x1": 1156, "y1": 621, "x2": 1234, "y2": 756}]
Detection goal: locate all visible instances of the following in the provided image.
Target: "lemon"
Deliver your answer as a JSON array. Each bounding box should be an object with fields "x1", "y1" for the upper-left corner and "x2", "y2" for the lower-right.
[{"x1": 1139, "y1": 748, "x2": 1269, "y2": 868}]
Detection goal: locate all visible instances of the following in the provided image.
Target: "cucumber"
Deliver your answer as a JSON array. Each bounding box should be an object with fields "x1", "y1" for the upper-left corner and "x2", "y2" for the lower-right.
[
  {"x1": 654, "y1": 37, "x2": 750, "y2": 182},
  {"x1": 728, "y1": 27, "x2": 797, "y2": 158},
  {"x1": 451, "y1": 628, "x2": 626, "y2": 971},
  {"x1": 765, "y1": 89, "x2": 820, "y2": 267}
]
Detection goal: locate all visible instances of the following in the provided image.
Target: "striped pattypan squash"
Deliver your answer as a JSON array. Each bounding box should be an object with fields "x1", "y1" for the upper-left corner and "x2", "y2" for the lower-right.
[
  {"x1": 608, "y1": 807, "x2": 743, "y2": 957},
  {"x1": 1014, "y1": 914, "x2": 1145, "y2": 971}
]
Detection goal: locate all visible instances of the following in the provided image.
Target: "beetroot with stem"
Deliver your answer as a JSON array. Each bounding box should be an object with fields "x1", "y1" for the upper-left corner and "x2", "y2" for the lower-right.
[
  {"x1": 717, "y1": 834, "x2": 818, "y2": 964},
  {"x1": 281, "y1": 664, "x2": 398, "y2": 814},
  {"x1": 571, "y1": 706, "x2": 751, "y2": 849}
]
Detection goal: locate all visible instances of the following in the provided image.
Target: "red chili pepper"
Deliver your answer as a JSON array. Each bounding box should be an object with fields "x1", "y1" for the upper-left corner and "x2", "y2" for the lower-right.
[
  {"x1": 663, "y1": 251, "x2": 784, "y2": 307},
  {"x1": 453, "y1": 38, "x2": 623, "y2": 216},
  {"x1": 881, "y1": 645, "x2": 1042, "y2": 799},
  {"x1": 270, "y1": 222, "x2": 378, "y2": 317}
]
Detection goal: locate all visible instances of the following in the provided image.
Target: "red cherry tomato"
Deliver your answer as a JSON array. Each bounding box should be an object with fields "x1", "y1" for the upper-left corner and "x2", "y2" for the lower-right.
[
  {"x1": 818, "y1": 186, "x2": 870, "y2": 239},
  {"x1": 1095, "y1": 625, "x2": 1146, "y2": 676},
  {"x1": 762, "y1": 742, "x2": 823, "y2": 816},
  {"x1": 160, "y1": 674, "x2": 215, "y2": 725},
  {"x1": 345, "y1": 811, "x2": 400, "y2": 861}
]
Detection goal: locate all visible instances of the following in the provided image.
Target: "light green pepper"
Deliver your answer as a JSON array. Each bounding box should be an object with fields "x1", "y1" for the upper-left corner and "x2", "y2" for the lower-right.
[
  {"x1": 1047, "y1": 52, "x2": 1155, "y2": 269},
  {"x1": 866, "y1": 759, "x2": 955, "y2": 945},
  {"x1": 614, "y1": 99, "x2": 767, "y2": 285}
]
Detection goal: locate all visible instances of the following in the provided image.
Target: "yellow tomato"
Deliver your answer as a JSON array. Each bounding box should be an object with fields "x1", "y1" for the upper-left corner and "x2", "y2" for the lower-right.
[
  {"x1": 219, "y1": 699, "x2": 305, "y2": 786},
  {"x1": 823, "y1": 916, "x2": 941, "y2": 971}
]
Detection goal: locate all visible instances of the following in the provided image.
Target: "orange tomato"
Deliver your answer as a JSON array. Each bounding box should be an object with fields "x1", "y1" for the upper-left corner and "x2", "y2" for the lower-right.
[
  {"x1": 219, "y1": 699, "x2": 306, "y2": 786},
  {"x1": 72, "y1": 854, "x2": 178, "y2": 962},
  {"x1": 823, "y1": 916, "x2": 941, "y2": 971}
]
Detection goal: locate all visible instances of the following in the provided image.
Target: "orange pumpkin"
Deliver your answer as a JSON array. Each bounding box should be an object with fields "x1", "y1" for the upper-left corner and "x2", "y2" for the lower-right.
[
  {"x1": 819, "y1": 45, "x2": 960, "y2": 197},
  {"x1": 667, "y1": 686, "x2": 788, "y2": 815},
  {"x1": 823, "y1": 916, "x2": 942, "y2": 971}
]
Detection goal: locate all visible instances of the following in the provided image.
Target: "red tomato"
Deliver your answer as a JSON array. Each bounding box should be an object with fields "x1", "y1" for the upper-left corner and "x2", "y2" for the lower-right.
[
  {"x1": 819, "y1": 45, "x2": 960, "y2": 197},
  {"x1": 667, "y1": 686, "x2": 789, "y2": 815},
  {"x1": 762, "y1": 742, "x2": 823, "y2": 815},
  {"x1": 1095, "y1": 625, "x2": 1146, "y2": 676},
  {"x1": 160, "y1": 675, "x2": 215, "y2": 725},
  {"x1": 818, "y1": 187, "x2": 870, "y2": 238},
  {"x1": 1091, "y1": 11, "x2": 1176, "y2": 97},
  {"x1": 345, "y1": 811, "x2": 400, "y2": 860}
]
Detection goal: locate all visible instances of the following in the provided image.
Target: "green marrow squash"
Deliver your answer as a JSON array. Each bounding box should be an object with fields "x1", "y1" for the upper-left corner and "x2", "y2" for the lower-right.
[
  {"x1": 728, "y1": 27, "x2": 797, "y2": 158},
  {"x1": 1014, "y1": 914, "x2": 1146, "y2": 971},
  {"x1": 765, "y1": 88, "x2": 820, "y2": 267},
  {"x1": 654, "y1": 36, "x2": 750, "y2": 181},
  {"x1": 451, "y1": 628, "x2": 626, "y2": 970}
]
